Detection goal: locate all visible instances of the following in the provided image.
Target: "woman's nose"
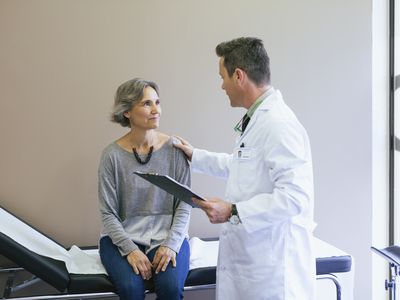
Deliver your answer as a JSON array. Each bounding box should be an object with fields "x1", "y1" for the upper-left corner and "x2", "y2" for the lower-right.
[{"x1": 151, "y1": 104, "x2": 160, "y2": 114}]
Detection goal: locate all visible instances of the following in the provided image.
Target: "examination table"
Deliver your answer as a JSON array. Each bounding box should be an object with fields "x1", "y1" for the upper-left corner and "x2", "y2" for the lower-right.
[{"x1": 0, "y1": 207, "x2": 353, "y2": 299}]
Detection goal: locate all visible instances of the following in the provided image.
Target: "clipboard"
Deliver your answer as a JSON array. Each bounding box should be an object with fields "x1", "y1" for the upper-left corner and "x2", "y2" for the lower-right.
[{"x1": 134, "y1": 171, "x2": 205, "y2": 207}]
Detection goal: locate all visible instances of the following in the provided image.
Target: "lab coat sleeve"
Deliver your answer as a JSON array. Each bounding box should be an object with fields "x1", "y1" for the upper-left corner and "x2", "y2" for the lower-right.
[
  {"x1": 191, "y1": 148, "x2": 232, "y2": 179},
  {"x1": 237, "y1": 122, "x2": 314, "y2": 233}
]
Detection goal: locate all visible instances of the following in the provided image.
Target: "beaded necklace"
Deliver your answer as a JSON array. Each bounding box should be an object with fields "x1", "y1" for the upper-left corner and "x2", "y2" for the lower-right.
[{"x1": 132, "y1": 146, "x2": 154, "y2": 165}]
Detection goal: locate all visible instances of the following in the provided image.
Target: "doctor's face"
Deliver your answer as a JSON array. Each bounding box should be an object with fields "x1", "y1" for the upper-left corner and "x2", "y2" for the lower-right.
[
  {"x1": 219, "y1": 57, "x2": 241, "y2": 107},
  {"x1": 124, "y1": 86, "x2": 161, "y2": 129}
]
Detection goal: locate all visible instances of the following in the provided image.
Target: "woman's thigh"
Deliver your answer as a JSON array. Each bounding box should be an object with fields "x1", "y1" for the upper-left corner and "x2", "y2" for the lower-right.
[
  {"x1": 148, "y1": 239, "x2": 190, "y2": 298},
  {"x1": 99, "y1": 236, "x2": 146, "y2": 300}
]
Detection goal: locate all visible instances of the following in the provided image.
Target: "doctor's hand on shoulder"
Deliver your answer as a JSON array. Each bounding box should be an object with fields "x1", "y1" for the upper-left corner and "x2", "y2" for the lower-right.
[
  {"x1": 173, "y1": 136, "x2": 193, "y2": 161},
  {"x1": 193, "y1": 198, "x2": 232, "y2": 224}
]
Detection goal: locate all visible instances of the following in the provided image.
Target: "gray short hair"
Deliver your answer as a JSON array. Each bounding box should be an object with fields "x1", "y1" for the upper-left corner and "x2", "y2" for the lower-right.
[{"x1": 111, "y1": 78, "x2": 159, "y2": 127}]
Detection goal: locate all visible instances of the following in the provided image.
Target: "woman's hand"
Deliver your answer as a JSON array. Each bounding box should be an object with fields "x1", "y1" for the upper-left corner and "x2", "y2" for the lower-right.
[
  {"x1": 127, "y1": 249, "x2": 153, "y2": 280},
  {"x1": 152, "y1": 246, "x2": 176, "y2": 274},
  {"x1": 173, "y1": 136, "x2": 194, "y2": 161}
]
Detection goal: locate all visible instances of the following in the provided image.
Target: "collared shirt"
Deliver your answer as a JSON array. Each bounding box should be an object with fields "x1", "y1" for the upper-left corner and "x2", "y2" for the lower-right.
[
  {"x1": 234, "y1": 87, "x2": 275, "y2": 134},
  {"x1": 247, "y1": 86, "x2": 275, "y2": 118}
]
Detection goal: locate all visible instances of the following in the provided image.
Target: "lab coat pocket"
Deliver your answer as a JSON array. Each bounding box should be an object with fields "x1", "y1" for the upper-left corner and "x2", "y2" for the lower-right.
[
  {"x1": 236, "y1": 147, "x2": 263, "y2": 190},
  {"x1": 231, "y1": 228, "x2": 276, "y2": 278},
  {"x1": 257, "y1": 230, "x2": 276, "y2": 267}
]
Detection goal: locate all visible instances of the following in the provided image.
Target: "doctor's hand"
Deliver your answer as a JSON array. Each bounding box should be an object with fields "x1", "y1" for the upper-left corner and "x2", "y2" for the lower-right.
[
  {"x1": 127, "y1": 249, "x2": 153, "y2": 280},
  {"x1": 152, "y1": 246, "x2": 176, "y2": 274},
  {"x1": 173, "y1": 136, "x2": 194, "y2": 161},
  {"x1": 193, "y1": 197, "x2": 232, "y2": 224}
]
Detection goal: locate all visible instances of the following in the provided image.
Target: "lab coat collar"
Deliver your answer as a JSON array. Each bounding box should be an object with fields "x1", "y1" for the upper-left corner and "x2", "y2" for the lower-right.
[
  {"x1": 246, "y1": 87, "x2": 275, "y2": 117},
  {"x1": 237, "y1": 88, "x2": 282, "y2": 141},
  {"x1": 257, "y1": 87, "x2": 282, "y2": 112}
]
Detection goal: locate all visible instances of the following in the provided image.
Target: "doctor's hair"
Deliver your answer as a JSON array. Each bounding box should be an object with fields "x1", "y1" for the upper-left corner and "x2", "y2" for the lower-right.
[
  {"x1": 216, "y1": 37, "x2": 270, "y2": 86},
  {"x1": 110, "y1": 78, "x2": 159, "y2": 128}
]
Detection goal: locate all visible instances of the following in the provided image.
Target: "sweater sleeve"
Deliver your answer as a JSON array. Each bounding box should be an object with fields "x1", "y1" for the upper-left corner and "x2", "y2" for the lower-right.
[
  {"x1": 161, "y1": 146, "x2": 192, "y2": 253},
  {"x1": 98, "y1": 150, "x2": 138, "y2": 256}
]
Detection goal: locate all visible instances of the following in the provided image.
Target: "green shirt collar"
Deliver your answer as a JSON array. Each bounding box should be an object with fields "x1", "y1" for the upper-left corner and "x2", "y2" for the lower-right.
[
  {"x1": 234, "y1": 87, "x2": 274, "y2": 134},
  {"x1": 246, "y1": 87, "x2": 274, "y2": 118}
]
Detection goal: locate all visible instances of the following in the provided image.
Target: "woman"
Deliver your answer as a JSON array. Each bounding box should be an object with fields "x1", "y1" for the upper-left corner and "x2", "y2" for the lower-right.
[{"x1": 98, "y1": 78, "x2": 191, "y2": 300}]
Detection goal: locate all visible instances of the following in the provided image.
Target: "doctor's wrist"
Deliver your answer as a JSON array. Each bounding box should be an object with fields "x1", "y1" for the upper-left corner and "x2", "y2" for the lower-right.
[{"x1": 229, "y1": 203, "x2": 241, "y2": 225}]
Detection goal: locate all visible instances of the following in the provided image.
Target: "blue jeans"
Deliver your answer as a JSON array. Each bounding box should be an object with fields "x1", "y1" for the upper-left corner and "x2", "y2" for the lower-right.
[{"x1": 99, "y1": 236, "x2": 190, "y2": 300}]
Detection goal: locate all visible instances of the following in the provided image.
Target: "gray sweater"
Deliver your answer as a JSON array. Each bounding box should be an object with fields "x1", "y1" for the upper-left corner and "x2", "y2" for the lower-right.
[{"x1": 98, "y1": 137, "x2": 191, "y2": 256}]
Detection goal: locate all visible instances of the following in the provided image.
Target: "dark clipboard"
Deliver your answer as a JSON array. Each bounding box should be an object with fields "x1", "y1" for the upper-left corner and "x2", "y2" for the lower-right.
[{"x1": 134, "y1": 171, "x2": 205, "y2": 207}]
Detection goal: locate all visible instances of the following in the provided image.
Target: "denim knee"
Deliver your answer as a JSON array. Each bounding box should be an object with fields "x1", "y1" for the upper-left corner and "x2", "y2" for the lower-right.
[
  {"x1": 116, "y1": 277, "x2": 145, "y2": 300},
  {"x1": 155, "y1": 278, "x2": 181, "y2": 300}
]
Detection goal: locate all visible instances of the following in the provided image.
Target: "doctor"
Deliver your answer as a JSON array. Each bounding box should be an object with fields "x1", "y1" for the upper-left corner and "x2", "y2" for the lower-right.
[{"x1": 174, "y1": 37, "x2": 316, "y2": 300}]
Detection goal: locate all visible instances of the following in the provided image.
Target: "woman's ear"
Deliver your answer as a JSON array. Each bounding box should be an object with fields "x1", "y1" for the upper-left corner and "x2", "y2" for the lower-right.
[{"x1": 123, "y1": 111, "x2": 130, "y2": 119}]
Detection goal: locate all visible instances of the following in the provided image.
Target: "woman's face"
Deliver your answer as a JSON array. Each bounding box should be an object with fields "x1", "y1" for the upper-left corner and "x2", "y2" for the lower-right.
[{"x1": 124, "y1": 86, "x2": 161, "y2": 129}]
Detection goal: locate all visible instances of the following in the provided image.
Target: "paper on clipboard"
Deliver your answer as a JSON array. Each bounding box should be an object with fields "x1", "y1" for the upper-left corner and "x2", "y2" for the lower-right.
[{"x1": 134, "y1": 171, "x2": 205, "y2": 207}]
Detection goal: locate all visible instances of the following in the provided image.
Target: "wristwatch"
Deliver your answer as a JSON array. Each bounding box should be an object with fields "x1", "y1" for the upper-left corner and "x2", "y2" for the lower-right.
[{"x1": 229, "y1": 204, "x2": 240, "y2": 225}]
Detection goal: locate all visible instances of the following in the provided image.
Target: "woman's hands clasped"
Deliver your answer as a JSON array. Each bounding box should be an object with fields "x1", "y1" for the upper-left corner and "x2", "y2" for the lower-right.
[{"x1": 127, "y1": 246, "x2": 176, "y2": 279}]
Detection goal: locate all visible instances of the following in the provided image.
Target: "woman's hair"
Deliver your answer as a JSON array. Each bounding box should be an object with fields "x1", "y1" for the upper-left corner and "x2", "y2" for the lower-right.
[{"x1": 111, "y1": 78, "x2": 159, "y2": 127}]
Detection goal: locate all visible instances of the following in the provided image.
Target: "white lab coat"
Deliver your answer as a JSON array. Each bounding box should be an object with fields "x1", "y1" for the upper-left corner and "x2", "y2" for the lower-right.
[{"x1": 192, "y1": 89, "x2": 316, "y2": 300}]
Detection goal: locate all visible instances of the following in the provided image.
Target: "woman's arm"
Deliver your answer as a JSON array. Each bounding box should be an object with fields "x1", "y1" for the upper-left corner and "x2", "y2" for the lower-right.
[
  {"x1": 161, "y1": 146, "x2": 192, "y2": 253},
  {"x1": 98, "y1": 151, "x2": 139, "y2": 256}
]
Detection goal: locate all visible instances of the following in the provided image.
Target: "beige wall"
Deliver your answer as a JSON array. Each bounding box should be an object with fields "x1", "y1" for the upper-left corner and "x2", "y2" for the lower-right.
[{"x1": 0, "y1": 1, "x2": 375, "y2": 299}]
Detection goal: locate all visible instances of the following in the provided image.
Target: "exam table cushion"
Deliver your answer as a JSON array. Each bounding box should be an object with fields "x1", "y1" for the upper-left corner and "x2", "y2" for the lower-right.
[
  {"x1": 371, "y1": 245, "x2": 400, "y2": 266},
  {"x1": 0, "y1": 232, "x2": 69, "y2": 292},
  {"x1": 69, "y1": 267, "x2": 217, "y2": 293},
  {"x1": 316, "y1": 255, "x2": 352, "y2": 275},
  {"x1": 1, "y1": 231, "x2": 217, "y2": 293}
]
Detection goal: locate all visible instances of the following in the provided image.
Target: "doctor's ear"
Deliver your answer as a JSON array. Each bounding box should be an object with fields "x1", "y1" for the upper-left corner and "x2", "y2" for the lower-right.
[{"x1": 234, "y1": 68, "x2": 246, "y2": 85}]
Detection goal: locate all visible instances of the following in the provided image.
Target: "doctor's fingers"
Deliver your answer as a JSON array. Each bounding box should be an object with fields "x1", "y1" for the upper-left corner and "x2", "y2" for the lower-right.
[
  {"x1": 199, "y1": 203, "x2": 218, "y2": 223},
  {"x1": 205, "y1": 210, "x2": 224, "y2": 224},
  {"x1": 173, "y1": 135, "x2": 191, "y2": 147},
  {"x1": 193, "y1": 198, "x2": 209, "y2": 209},
  {"x1": 173, "y1": 136, "x2": 194, "y2": 160},
  {"x1": 204, "y1": 201, "x2": 231, "y2": 224}
]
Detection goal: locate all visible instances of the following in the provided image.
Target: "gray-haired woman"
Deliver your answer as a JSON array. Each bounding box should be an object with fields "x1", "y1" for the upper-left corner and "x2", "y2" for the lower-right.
[{"x1": 98, "y1": 78, "x2": 191, "y2": 300}]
